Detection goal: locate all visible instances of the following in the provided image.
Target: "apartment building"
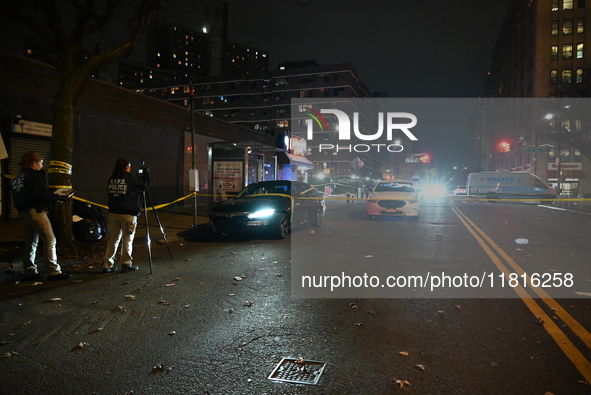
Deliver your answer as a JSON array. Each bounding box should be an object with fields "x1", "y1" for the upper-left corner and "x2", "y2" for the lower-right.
[
  {"x1": 135, "y1": 61, "x2": 391, "y2": 182},
  {"x1": 484, "y1": 0, "x2": 591, "y2": 195}
]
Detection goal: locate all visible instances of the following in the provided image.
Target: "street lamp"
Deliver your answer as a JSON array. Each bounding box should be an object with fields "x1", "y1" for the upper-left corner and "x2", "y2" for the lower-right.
[{"x1": 545, "y1": 114, "x2": 562, "y2": 195}]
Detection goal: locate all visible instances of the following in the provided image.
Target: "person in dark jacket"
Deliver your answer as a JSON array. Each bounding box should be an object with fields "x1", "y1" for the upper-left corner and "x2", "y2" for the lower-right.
[
  {"x1": 12, "y1": 152, "x2": 71, "y2": 281},
  {"x1": 101, "y1": 158, "x2": 151, "y2": 273}
]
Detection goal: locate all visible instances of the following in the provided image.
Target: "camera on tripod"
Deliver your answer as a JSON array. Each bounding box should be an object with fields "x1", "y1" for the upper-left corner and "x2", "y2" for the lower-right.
[{"x1": 138, "y1": 157, "x2": 147, "y2": 175}]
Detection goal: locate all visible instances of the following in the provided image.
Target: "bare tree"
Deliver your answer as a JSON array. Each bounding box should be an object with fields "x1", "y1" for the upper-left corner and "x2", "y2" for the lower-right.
[{"x1": 0, "y1": 0, "x2": 159, "y2": 249}]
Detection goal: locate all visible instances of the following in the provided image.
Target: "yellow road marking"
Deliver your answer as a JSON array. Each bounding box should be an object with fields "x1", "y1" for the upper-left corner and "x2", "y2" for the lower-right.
[{"x1": 450, "y1": 203, "x2": 591, "y2": 382}]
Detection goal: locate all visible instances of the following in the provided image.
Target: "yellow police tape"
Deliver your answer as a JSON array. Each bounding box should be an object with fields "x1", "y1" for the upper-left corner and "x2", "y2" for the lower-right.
[
  {"x1": 68, "y1": 192, "x2": 591, "y2": 211},
  {"x1": 2, "y1": 171, "x2": 591, "y2": 208},
  {"x1": 47, "y1": 160, "x2": 72, "y2": 175}
]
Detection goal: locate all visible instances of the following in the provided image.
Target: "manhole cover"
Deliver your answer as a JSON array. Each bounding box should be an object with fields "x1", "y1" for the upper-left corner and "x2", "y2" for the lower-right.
[{"x1": 268, "y1": 358, "x2": 326, "y2": 385}]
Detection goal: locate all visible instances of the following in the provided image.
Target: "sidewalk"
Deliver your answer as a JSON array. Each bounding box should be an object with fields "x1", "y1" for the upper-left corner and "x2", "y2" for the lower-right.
[{"x1": 0, "y1": 204, "x2": 211, "y2": 276}]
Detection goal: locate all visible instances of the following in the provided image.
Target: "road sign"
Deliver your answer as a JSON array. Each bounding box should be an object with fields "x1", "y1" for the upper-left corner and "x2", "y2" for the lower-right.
[
  {"x1": 526, "y1": 147, "x2": 552, "y2": 153},
  {"x1": 405, "y1": 158, "x2": 420, "y2": 163}
]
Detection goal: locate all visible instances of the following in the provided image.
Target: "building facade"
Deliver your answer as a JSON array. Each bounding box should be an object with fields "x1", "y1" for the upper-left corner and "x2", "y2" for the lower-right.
[
  {"x1": 136, "y1": 61, "x2": 393, "y2": 185},
  {"x1": 484, "y1": 0, "x2": 591, "y2": 195}
]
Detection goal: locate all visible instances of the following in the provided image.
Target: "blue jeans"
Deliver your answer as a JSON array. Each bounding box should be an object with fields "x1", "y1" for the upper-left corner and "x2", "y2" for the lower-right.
[
  {"x1": 19, "y1": 209, "x2": 61, "y2": 276},
  {"x1": 102, "y1": 213, "x2": 138, "y2": 268}
]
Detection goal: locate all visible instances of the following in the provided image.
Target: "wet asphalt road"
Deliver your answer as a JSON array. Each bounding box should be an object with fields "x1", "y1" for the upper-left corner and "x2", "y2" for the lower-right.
[{"x1": 1, "y1": 198, "x2": 591, "y2": 394}]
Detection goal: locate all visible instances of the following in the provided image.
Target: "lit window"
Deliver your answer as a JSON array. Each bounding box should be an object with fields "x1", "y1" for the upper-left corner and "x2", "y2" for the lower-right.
[
  {"x1": 562, "y1": 44, "x2": 573, "y2": 59},
  {"x1": 575, "y1": 149, "x2": 582, "y2": 162},
  {"x1": 578, "y1": 18, "x2": 585, "y2": 32},
  {"x1": 552, "y1": 0, "x2": 559, "y2": 10},
  {"x1": 576, "y1": 68, "x2": 584, "y2": 83},
  {"x1": 564, "y1": 0, "x2": 574, "y2": 9},
  {"x1": 577, "y1": 43, "x2": 584, "y2": 58},
  {"x1": 563, "y1": 19, "x2": 573, "y2": 34},
  {"x1": 552, "y1": 45, "x2": 559, "y2": 60},
  {"x1": 552, "y1": 20, "x2": 559, "y2": 35},
  {"x1": 562, "y1": 69, "x2": 573, "y2": 83},
  {"x1": 551, "y1": 69, "x2": 558, "y2": 84}
]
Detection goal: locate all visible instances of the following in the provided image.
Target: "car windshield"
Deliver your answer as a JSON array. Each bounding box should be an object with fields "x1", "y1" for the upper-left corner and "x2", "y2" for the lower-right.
[
  {"x1": 374, "y1": 182, "x2": 415, "y2": 193},
  {"x1": 237, "y1": 182, "x2": 290, "y2": 197}
]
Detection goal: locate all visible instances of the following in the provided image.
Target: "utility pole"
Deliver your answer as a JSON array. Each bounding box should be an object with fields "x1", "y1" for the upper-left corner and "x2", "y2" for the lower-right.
[{"x1": 190, "y1": 80, "x2": 198, "y2": 229}]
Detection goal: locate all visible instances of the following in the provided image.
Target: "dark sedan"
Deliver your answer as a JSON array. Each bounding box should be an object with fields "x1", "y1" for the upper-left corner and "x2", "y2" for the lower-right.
[{"x1": 209, "y1": 180, "x2": 325, "y2": 238}]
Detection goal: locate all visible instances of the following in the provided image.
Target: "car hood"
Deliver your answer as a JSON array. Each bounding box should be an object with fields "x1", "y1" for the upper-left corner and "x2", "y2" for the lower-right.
[
  {"x1": 212, "y1": 196, "x2": 290, "y2": 213},
  {"x1": 371, "y1": 191, "x2": 419, "y2": 200}
]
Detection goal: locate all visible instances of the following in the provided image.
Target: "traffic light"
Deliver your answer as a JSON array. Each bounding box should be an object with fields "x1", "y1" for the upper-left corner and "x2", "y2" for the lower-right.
[
  {"x1": 498, "y1": 140, "x2": 511, "y2": 152},
  {"x1": 419, "y1": 154, "x2": 430, "y2": 163}
]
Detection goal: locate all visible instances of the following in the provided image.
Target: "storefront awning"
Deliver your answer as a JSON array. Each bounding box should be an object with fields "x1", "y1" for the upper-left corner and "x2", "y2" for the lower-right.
[{"x1": 281, "y1": 152, "x2": 315, "y2": 169}]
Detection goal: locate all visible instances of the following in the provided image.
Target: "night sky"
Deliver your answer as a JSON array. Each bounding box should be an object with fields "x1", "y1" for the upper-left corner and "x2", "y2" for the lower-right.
[{"x1": 218, "y1": 0, "x2": 514, "y2": 98}]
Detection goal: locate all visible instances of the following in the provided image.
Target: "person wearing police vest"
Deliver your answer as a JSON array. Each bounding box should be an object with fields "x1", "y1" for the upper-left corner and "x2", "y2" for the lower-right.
[
  {"x1": 101, "y1": 158, "x2": 151, "y2": 273},
  {"x1": 12, "y1": 151, "x2": 72, "y2": 281}
]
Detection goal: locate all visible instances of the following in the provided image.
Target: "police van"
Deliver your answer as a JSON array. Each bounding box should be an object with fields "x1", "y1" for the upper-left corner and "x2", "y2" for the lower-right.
[{"x1": 466, "y1": 171, "x2": 557, "y2": 200}]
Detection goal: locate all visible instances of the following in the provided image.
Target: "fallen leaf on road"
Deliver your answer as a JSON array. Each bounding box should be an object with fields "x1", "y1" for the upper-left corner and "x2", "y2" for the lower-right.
[
  {"x1": 244, "y1": 301, "x2": 253, "y2": 307},
  {"x1": 350, "y1": 302, "x2": 358, "y2": 309},
  {"x1": 234, "y1": 276, "x2": 243, "y2": 281},
  {"x1": 124, "y1": 295, "x2": 136, "y2": 301},
  {"x1": 49, "y1": 298, "x2": 62, "y2": 302},
  {"x1": 399, "y1": 351, "x2": 409, "y2": 356},
  {"x1": 17, "y1": 321, "x2": 32, "y2": 328},
  {"x1": 366, "y1": 310, "x2": 376, "y2": 315},
  {"x1": 76, "y1": 342, "x2": 89, "y2": 349},
  {"x1": 0, "y1": 352, "x2": 18, "y2": 359},
  {"x1": 414, "y1": 364, "x2": 426, "y2": 371},
  {"x1": 535, "y1": 317, "x2": 545, "y2": 325},
  {"x1": 164, "y1": 284, "x2": 176, "y2": 287},
  {"x1": 393, "y1": 379, "x2": 411, "y2": 390},
  {"x1": 150, "y1": 364, "x2": 173, "y2": 374},
  {"x1": 157, "y1": 300, "x2": 171, "y2": 306},
  {"x1": 491, "y1": 362, "x2": 499, "y2": 367}
]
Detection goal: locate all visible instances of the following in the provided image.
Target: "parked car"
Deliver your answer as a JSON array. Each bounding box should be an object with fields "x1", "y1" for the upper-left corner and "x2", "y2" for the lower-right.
[
  {"x1": 209, "y1": 180, "x2": 325, "y2": 238},
  {"x1": 366, "y1": 180, "x2": 420, "y2": 220},
  {"x1": 453, "y1": 185, "x2": 467, "y2": 196}
]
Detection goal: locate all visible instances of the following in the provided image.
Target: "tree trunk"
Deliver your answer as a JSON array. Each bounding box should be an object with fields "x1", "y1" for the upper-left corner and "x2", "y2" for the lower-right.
[{"x1": 48, "y1": 77, "x2": 77, "y2": 252}]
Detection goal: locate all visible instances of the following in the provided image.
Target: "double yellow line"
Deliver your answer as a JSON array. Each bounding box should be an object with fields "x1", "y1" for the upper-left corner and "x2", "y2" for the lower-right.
[{"x1": 451, "y1": 202, "x2": 591, "y2": 381}]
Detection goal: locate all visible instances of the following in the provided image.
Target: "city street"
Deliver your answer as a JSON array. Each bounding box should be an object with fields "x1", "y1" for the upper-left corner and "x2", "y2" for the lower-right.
[{"x1": 1, "y1": 198, "x2": 591, "y2": 394}]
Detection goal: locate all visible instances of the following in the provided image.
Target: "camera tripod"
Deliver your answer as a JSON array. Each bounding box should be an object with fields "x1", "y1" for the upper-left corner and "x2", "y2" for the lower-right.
[{"x1": 141, "y1": 190, "x2": 173, "y2": 274}]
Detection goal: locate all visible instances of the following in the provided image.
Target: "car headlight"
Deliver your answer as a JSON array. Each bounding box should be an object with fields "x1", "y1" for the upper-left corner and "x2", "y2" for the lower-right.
[{"x1": 247, "y1": 208, "x2": 276, "y2": 219}]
